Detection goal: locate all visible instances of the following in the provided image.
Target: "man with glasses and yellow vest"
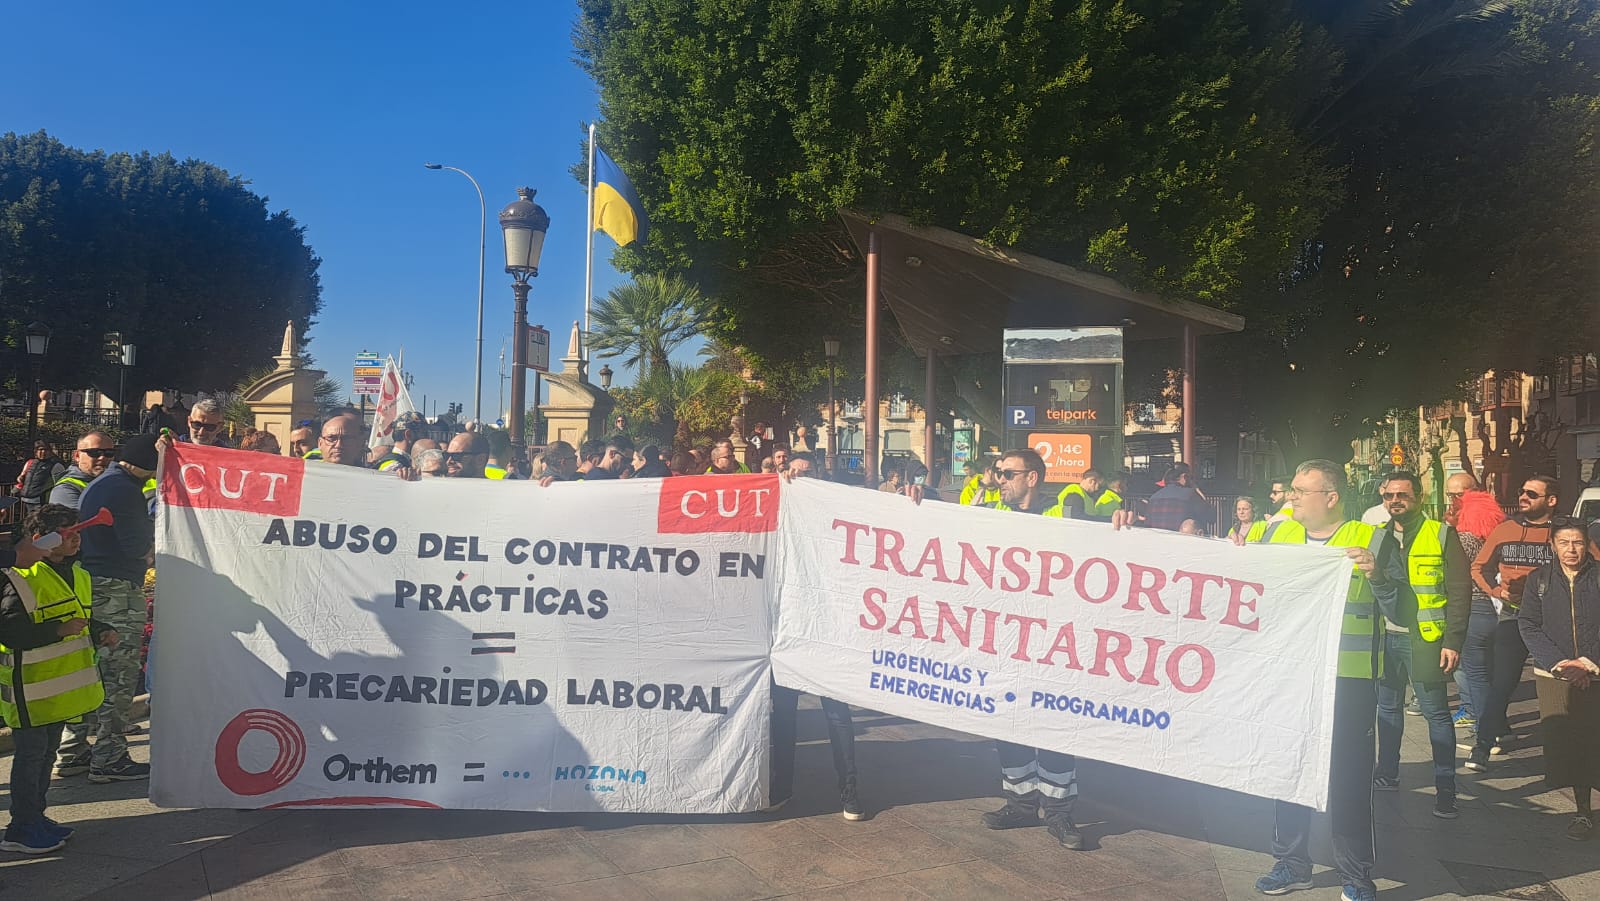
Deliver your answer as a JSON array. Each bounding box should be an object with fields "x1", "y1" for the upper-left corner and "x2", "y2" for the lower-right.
[
  {"x1": 1370, "y1": 471, "x2": 1470, "y2": 820},
  {"x1": 1, "y1": 505, "x2": 118, "y2": 854},
  {"x1": 1240, "y1": 460, "x2": 1413, "y2": 901}
]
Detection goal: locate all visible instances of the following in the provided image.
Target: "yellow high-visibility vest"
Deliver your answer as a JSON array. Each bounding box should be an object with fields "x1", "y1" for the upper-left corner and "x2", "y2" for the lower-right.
[
  {"x1": 960, "y1": 475, "x2": 1001, "y2": 506},
  {"x1": 1257, "y1": 518, "x2": 1387, "y2": 680},
  {"x1": 1, "y1": 564, "x2": 105, "y2": 729},
  {"x1": 1398, "y1": 518, "x2": 1450, "y2": 643}
]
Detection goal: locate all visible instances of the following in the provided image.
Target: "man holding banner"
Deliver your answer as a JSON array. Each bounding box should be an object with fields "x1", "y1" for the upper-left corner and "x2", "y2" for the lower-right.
[
  {"x1": 1238, "y1": 460, "x2": 1413, "y2": 901},
  {"x1": 973, "y1": 449, "x2": 1085, "y2": 849}
]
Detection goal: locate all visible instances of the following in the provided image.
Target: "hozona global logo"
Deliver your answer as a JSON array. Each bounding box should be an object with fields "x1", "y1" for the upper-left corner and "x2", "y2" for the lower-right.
[{"x1": 214, "y1": 709, "x2": 307, "y2": 796}]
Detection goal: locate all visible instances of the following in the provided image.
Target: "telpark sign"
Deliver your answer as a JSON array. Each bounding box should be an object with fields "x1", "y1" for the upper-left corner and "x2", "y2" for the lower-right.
[{"x1": 153, "y1": 445, "x2": 1349, "y2": 813}]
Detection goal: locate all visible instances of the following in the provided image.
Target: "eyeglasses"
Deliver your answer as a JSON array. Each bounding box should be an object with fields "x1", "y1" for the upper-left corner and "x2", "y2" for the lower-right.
[
  {"x1": 445, "y1": 452, "x2": 484, "y2": 462},
  {"x1": 320, "y1": 434, "x2": 352, "y2": 443},
  {"x1": 1520, "y1": 489, "x2": 1547, "y2": 499},
  {"x1": 79, "y1": 448, "x2": 117, "y2": 458},
  {"x1": 996, "y1": 469, "x2": 1028, "y2": 480},
  {"x1": 1379, "y1": 492, "x2": 1413, "y2": 501},
  {"x1": 1288, "y1": 487, "x2": 1332, "y2": 499},
  {"x1": 1445, "y1": 491, "x2": 1466, "y2": 500},
  {"x1": 188, "y1": 420, "x2": 219, "y2": 432}
]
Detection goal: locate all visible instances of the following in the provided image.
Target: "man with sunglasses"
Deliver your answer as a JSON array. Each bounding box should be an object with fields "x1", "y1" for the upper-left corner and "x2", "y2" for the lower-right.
[
  {"x1": 178, "y1": 398, "x2": 229, "y2": 448},
  {"x1": 49, "y1": 432, "x2": 117, "y2": 510},
  {"x1": 1372, "y1": 471, "x2": 1470, "y2": 819},
  {"x1": 1467, "y1": 475, "x2": 1560, "y2": 772},
  {"x1": 444, "y1": 432, "x2": 491, "y2": 479},
  {"x1": 967, "y1": 449, "x2": 1084, "y2": 849}
]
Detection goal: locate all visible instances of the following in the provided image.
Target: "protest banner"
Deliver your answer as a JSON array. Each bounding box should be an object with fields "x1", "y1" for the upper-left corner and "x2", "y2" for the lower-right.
[
  {"x1": 770, "y1": 481, "x2": 1353, "y2": 810},
  {"x1": 151, "y1": 445, "x2": 775, "y2": 813}
]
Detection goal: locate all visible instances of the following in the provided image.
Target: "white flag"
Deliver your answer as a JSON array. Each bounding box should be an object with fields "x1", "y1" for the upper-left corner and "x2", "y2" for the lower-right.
[{"x1": 368, "y1": 356, "x2": 417, "y2": 449}]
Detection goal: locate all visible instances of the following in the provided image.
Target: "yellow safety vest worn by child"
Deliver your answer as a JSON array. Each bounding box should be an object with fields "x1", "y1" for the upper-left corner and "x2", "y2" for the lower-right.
[{"x1": 0, "y1": 562, "x2": 106, "y2": 729}]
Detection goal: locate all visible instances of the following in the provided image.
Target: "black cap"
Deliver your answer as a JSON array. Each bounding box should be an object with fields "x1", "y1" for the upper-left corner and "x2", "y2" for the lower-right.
[{"x1": 119, "y1": 434, "x2": 160, "y2": 470}]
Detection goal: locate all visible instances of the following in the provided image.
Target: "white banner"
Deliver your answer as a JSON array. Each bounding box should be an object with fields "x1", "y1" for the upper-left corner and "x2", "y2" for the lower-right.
[
  {"x1": 152, "y1": 445, "x2": 774, "y2": 813},
  {"x1": 366, "y1": 357, "x2": 417, "y2": 449},
  {"x1": 770, "y1": 481, "x2": 1351, "y2": 810}
]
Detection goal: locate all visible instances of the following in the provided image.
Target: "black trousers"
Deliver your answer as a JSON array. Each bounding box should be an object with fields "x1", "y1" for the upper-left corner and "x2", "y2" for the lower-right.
[
  {"x1": 1272, "y1": 677, "x2": 1377, "y2": 895},
  {"x1": 997, "y1": 741, "x2": 1077, "y2": 819},
  {"x1": 770, "y1": 684, "x2": 858, "y2": 802},
  {"x1": 8, "y1": 722, "x2": 64, "y2": 827}
]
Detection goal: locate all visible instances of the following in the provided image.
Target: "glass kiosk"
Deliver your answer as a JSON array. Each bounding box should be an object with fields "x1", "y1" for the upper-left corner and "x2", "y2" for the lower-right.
[{"x1": 1001, "y1": 327, "x2": 1123, "y2": 493}]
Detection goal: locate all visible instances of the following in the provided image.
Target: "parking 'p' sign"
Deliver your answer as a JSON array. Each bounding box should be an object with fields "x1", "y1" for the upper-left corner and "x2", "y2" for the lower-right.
[{"x1": 1007, "y1": 406, "x2": 1035, "y2": 427}]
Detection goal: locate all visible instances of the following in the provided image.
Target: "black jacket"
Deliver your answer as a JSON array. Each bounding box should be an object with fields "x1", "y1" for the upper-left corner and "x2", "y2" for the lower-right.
[{"x1": 1519, "y1": 559, "x2": 1600, "y2": 673}]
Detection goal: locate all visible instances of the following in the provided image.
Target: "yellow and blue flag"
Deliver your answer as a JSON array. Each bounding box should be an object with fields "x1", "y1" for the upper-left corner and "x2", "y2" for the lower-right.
[{"x1": 592, "y1": 146, "x2": 647, "y2": 246}]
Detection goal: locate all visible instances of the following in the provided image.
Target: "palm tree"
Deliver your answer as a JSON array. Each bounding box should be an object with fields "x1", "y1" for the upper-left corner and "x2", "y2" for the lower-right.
[
  {"x1": 638, "y1": 364, "x2": 742, "y2": 449},
  {"x1": 590, "y1": 274, "x2": 710, "y2": 380}
]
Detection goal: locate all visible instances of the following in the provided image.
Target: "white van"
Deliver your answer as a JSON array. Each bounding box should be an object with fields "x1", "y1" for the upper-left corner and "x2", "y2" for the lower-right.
[{"x1": 1574, "y1": 487, "x2": 1600, "y2": 523}]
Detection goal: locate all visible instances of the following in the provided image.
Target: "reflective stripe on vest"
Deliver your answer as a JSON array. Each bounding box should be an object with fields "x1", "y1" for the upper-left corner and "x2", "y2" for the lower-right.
[
  {"x1": 1257, "y1": 518, "x2": 1386, "y2": 680},
  {"x1": 1402, "y1": 519, "x2": 1450, "y2": 642},
  {"x1": 54, "y1": 476, "x2": 88, "y2": 491},
  {"x1": 991, "y1": 501, "x2": 1067, "y2": 518},
  {"x1": 1, "y1": 567, "x2": 105, "y2": 729}
]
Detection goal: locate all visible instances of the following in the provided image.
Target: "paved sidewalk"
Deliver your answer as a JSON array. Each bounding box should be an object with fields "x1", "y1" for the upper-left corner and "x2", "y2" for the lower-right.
[{"x1": 1, "y1": 683, "x2": 1595, "y2": 900}]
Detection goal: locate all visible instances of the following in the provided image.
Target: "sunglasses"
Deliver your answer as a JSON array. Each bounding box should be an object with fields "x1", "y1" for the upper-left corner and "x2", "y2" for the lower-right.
[
  {"x1": 320, "y1": 434, "x2": 352, "y2": 443},
  {"x1": 188, "y1": 421, "x2": 220, "y2": 432},
  {"x1": 445, "y1": 452, "x2": 483, "y2": 462},
  {"x1": 1520, "y1": 489, "x2": 1547, "y2": 499},
  {"x1": 1379, "y1": 492, "x2": 1413, "y2": 501},
  {"x1": 79, "y1": 448, "x2": 118, "y2": 459},
  {"x1": 996, "y1": 469, "x2": 1028, "y2": 480}
]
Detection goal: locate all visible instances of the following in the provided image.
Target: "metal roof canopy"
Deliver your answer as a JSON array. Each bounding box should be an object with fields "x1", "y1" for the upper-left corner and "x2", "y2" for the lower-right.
[{"x1": 838, "y1": 210, "x2": 1244, "y2": 356}]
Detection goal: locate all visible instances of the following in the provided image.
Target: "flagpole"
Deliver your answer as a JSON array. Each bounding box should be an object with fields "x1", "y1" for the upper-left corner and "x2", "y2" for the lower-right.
[{"x1": 584, "y1": 122, "x2": 596, "y2": 363}]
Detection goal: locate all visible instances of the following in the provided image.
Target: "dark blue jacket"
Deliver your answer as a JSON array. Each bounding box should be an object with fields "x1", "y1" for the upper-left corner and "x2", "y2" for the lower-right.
[{"x1": 77, "y1": 464, "x2": 153, "y2": 584}]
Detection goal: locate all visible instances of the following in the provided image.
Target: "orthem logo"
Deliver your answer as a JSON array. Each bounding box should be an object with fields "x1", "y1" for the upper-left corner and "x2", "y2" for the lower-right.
[
  {"x1": 657, "y1": 475, "x2": 779, "y2": 534},
  {"x1": 162, "y1": 444, "x2": 303, "y2": 517},
  {"x1": 215, "y1": 709, "x2": 307, "y2": 796}
]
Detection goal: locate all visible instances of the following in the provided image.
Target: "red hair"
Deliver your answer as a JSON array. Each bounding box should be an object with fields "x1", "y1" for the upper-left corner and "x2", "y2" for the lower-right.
[{"x1": 1455, "y1": 490, "x2": 1505, "y2": 540}]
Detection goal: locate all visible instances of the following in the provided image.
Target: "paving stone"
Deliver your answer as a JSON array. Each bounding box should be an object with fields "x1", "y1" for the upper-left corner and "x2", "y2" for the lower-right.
[
  {"x1": 580, "y1": 822, "x2": 728, "y2": 873},
  {"x1": 81, "y1": 852, "x2": 209, "y2": 901},
  {"x1": 787, "y1": 873, "x2": 932, "y2": 900},
  {"x1": 627, "y1": 857, "x2": 777, "y2": 900},
  {"x1": 210, "y1": 872, "x2": 368, "y2": 901},
  {"x1": 199, "y1": 837, "x2": 351, "y2": 889},
  {"x1": 348, "y1": 855, "x2": 509, "y2": 900},
  {"x1": 736, "y1": 838, "x2": 900, "y2": 892},
  {"x1": 516, "y1": 873, "x2": 657, "y2": 900},
  {"x1": 472, "y1": 835, "x2": 621, "y2": 889},
  {"x1": 895, "y1": 859, "x2": 1061, "y2": 900}
]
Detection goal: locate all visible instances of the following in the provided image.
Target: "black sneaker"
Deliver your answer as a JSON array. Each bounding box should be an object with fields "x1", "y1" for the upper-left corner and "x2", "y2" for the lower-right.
[
  {"x1": 1464, "y1": 750, "x2": 1489, "y2": 773},
  {"x1": 54, "y1": 749, "x2": 92, "y2": 778},
  {"x1": 1567, "y1": 815, "x2": 1594, "y2": 841},
  {"x1": 981, "y1": 801, "x2": 1039, "y2": 830},
  {"x1": 1433, "y1": 794, "x2": 1459, "y2": 819},
  {"x1": 1373, "y1": 775, "x2": 1400, "y2": 792},
  {"x1": 87, "y1": 756, "x2": 150, "y2": 784},
  {"x1": 840, "y1": 783, "x2": 865, "y2": 822},
  {"x1": 1045, "y1": 816, "x2": 1085, "y2": 850}
]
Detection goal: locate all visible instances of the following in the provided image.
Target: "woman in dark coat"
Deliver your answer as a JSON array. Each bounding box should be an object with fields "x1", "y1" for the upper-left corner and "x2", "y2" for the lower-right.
[{"x1": 1518, "y1": 518, "x2": 1600, "y2": 841}]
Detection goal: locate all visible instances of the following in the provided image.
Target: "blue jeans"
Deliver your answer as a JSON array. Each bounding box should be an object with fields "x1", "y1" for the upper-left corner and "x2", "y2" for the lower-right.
[
  {"x1": 8, "y1": 722, "x2": 64, "y2": 827},
  {"x1": 1274, "y1": 677, "x2": 1377, "y2": 895},
  {"x1": 1376, "y1": 632, "x2": 1455, "y2": 794},
  {"x1": 1455, "y1": 607, "x2": 1497, "y2": 722}
]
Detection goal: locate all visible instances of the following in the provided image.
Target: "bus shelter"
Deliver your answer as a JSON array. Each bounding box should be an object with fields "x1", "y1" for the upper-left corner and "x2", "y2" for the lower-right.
[{"x1": 837, "y1": 210, "x2": 1245, "y2": 487}]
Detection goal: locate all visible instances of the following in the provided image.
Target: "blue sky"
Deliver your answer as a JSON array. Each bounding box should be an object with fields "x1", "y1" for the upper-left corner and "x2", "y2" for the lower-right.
[{"x1": 6, "y1": 1, "x2": 653, "y2": 422}]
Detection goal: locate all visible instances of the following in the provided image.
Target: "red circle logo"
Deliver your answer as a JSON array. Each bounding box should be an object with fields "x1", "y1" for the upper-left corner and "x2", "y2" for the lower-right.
[{"x1": 214, "y1": 709, "x2": 306, "y2": 796}]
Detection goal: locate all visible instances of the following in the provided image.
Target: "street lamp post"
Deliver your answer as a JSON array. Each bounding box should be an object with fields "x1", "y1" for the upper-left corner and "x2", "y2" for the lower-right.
[
  {"x1": 598, "y1": 364, "x2": 613, "y2": 392},
  {"x1": 823, "y1": 336, "x2": 840, "y2": 476},
  {"x1": 425, "y1": 163, "x2": 488, "y2": 423},
  {"x1": 498, "y1": 188, "x2": 551, "y2": 458},
  {"x1": 23, "y1": 322, "x2": 50, "y2": 446}
]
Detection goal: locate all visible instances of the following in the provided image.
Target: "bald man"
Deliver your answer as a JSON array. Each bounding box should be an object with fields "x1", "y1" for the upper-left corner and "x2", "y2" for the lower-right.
[
  {"x1": 1444, "y1": 472, "x2": 1478, "y2": 527},
  {"x1": 316, "y1": 414, "x2": 366, "y2": 466}
]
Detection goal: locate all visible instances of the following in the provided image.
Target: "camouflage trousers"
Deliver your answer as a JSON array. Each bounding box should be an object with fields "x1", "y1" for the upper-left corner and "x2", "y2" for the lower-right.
[{"x1": 86, "y1": 578, "x2": 146, "y2": 768}]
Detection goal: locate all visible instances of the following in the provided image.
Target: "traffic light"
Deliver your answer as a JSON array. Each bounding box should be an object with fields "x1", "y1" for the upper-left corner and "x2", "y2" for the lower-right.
[{"x1": 103, "y1": 331, "x2": 123, "y2": 364}]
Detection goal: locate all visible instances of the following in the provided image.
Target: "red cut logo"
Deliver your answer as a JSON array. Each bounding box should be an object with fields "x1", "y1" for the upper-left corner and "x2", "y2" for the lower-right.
[
  {"x1": 162, "y1": 444, "x2": 304, "y2": 517},
  {"x1": 657, "y1": 475, "x2": 780, "y2": 533}
]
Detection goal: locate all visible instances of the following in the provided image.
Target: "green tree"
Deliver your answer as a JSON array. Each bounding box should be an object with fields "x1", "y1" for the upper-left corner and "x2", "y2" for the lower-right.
[
  {"x1": 1, "y1": 131, "x2": 323, "y2": 397},
  {"x1": 575, "y1": 0, "x2": 1340, "y2": 429},
  {"x1": 589, "y1": 273, "x2": 711, "y2": 379}
]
